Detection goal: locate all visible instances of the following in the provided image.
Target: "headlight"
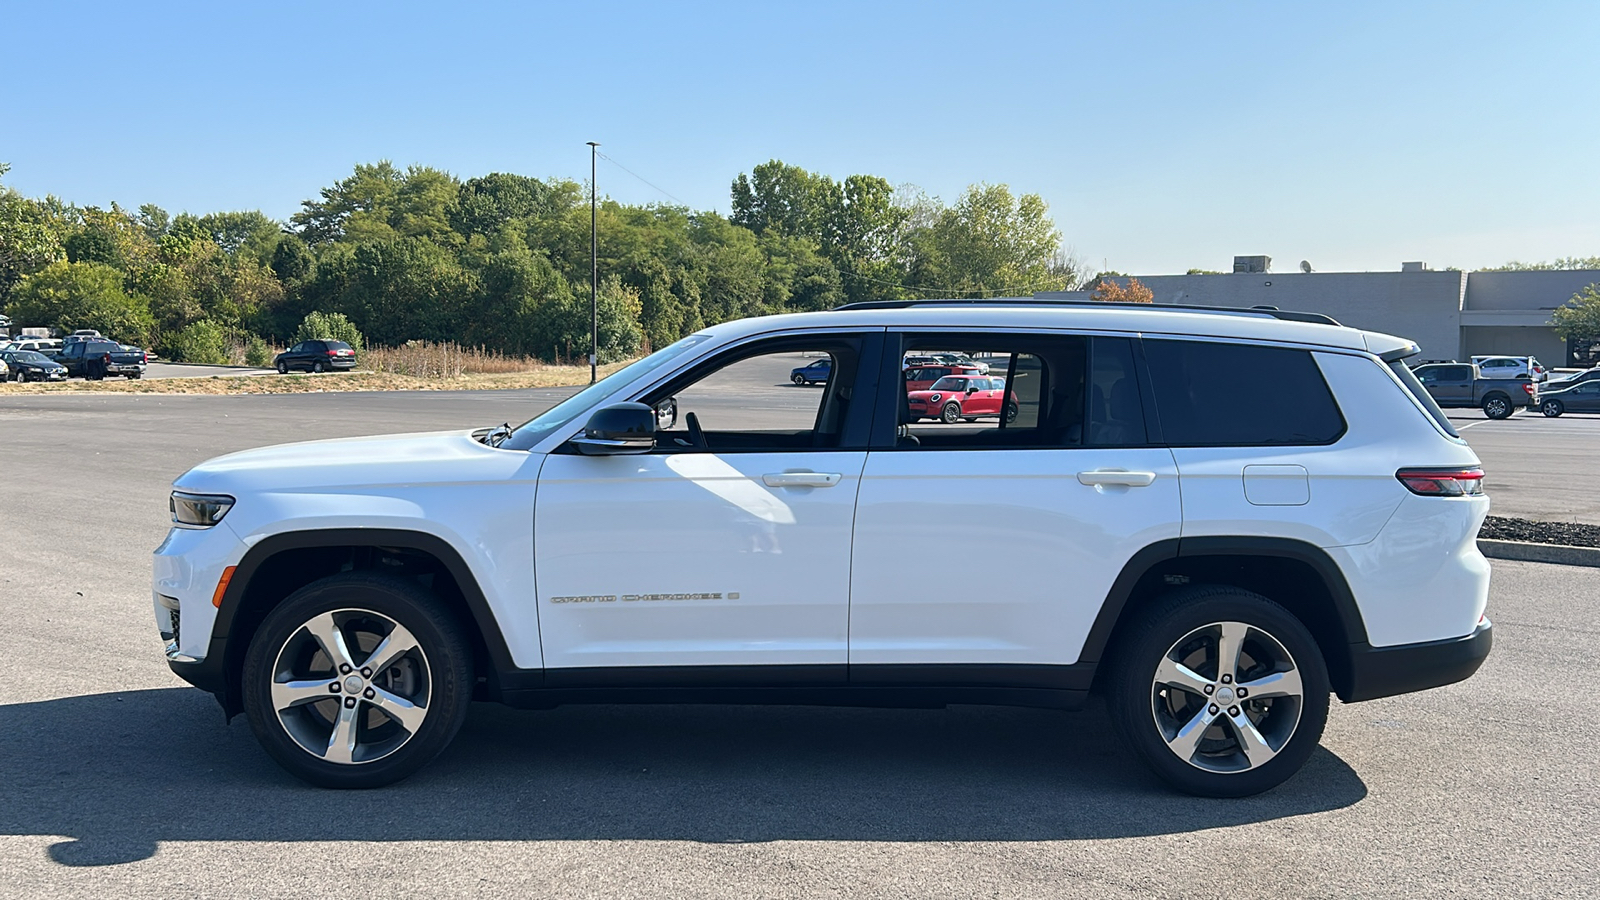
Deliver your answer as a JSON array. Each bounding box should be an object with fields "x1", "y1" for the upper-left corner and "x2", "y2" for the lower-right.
[
  {"x1": 928, "y1": 393, "x2": 941, "y2": 403},
  {"x1": 171, "y1": 491, "x2": 235, "y2": 527}
]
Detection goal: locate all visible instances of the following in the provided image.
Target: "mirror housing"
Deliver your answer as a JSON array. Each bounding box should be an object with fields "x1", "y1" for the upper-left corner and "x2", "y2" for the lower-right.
[{"x1": 572, "y1": 403, "x2": 656, "y2": 455}]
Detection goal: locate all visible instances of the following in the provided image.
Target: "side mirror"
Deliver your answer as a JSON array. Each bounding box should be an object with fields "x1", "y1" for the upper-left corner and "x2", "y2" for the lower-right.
[
  {"x1": 654, "y1": 397, "x2": 678, "y2": 430},
  {"x1": 966, "y1": 384, "x2": 980, "y2": 393},
  {"x1": 572, "y1": 403, "x2": 656, "y2": 456}
]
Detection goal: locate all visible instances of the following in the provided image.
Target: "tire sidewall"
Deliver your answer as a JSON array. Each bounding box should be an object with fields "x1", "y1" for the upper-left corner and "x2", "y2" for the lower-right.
[
  {"x1": 942, "y1": 402, "x2": 961, "y2": 423},
  {"x1": 240, "y1": 573, "x2": 474, "y2": 789},
  {"x1": 1543, "y1": 400, "x2": 1563, "y2": 417},
  {"x1": 1108, "y1": 588, "x2": 1330, "y2": 798}
]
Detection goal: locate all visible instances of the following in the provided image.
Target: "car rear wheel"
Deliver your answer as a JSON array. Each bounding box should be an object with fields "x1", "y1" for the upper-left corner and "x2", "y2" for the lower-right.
[
  {"x1": 312, "y1": 361, "x2": 326, "y2": 373},
  {"x1": 241, "y1": 573, "x2": 474, "y2": 789},
  {"x1": 1107, "y1": 586, "x2": 1329, "y2": 797},
  {"x1": 1542, "y1": 399, "x2": 1564, "y2": 417},
  {"x1": 941, "y1": 402, "x2": 962, "y2": 424},
  {"x1": 1482, "y1": 395, "x2": 1512, "y2": 419}
]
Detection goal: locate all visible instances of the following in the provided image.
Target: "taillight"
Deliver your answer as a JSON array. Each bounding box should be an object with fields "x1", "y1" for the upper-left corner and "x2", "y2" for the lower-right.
[
  {"x1": 1523, "y1": 383, "x2": 1535, "y2": 395},
  {"x1": 326, "y1": 349, "x2": 338, "y2": 356},
  {"x1": 1396, "y1": 466, "x2": 1485, "y2": 496}
]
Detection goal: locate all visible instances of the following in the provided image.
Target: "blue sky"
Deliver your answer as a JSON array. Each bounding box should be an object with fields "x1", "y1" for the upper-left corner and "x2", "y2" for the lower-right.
[{"x1": 4, "y1": 1, "x2": 1597, "y2": 275}]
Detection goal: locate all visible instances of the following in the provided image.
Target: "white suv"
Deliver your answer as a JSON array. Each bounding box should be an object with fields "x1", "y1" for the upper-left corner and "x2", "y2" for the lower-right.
[{"x1": 154, "y1": 301, "x2": 1493, "y2": 795}]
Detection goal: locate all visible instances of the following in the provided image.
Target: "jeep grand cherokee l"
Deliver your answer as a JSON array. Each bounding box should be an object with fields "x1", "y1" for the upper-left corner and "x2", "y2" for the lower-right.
[{"x1": 154, "y1": 300, "x2": 1492, "y2": 795}]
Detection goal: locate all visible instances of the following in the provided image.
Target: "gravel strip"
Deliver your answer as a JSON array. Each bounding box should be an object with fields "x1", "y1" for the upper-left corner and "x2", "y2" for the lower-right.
[{"x1": 1479, "y1": 515, "x2": 1600, "y2": 548}]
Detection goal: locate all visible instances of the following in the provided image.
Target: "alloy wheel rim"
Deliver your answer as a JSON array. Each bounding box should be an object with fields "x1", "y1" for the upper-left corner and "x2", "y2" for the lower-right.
[
  {"x1": 270, "y1": 608, "x2": 431, "y2": 765},
  {"x1": 1487, "y1": 398, "x2": 1507, "y2": 416},
  {"x1": 1150, "y1": 620, "x2": 1304, "y2": 774}
]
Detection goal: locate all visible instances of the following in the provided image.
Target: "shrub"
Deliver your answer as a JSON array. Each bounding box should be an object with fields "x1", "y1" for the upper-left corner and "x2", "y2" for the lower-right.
[
  {"x1": 171, "y1": 320, "x2": 232, "y2": 365},
  {"x1": 292, "y1": 311, "x2": 364, "y2": 350},
  {"x1": 243, "y1": 334, "x2": 274, "y2": 367},
  {"x1": 362, "y1": 341, "x2": 545, "y2": 377}
]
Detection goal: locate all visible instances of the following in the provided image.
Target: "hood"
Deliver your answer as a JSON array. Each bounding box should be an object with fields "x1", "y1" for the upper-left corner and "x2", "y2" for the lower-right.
[{"x1": 173, "y1": 430, "x2": 540, "y2": 496}]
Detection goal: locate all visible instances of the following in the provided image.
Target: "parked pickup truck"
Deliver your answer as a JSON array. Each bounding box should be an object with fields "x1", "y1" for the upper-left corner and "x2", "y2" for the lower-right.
[
  {"x1": 54, "y1": 339, "x2": 148, "y2": 380},
  {"x1": 1411, "y1": 361, "x2": 1537, "y2": 419}
]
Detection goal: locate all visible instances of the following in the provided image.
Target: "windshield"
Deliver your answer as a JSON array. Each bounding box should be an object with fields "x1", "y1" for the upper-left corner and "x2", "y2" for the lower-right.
[
  {"x1": 9, "y1": 351, "x2": 49, "y2": 364},
  {"x1": 500, "y1": 334, "x2": 712, "y2": 451},
  {"x1": 930, "y1": 377, "x2": 968, "y2": 391}
]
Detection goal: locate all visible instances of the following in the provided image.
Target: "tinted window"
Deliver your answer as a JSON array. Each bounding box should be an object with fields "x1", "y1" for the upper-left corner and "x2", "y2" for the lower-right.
[
  {"x1": 326, "y1": 341, "x2": 352, "y2": 352},
  {"x1": 1087, "y1": 337, "x2": 1147, "y2": 446},
  {"x1": 1145, "y1": 340, "x2": 1344, "y2": 446}
]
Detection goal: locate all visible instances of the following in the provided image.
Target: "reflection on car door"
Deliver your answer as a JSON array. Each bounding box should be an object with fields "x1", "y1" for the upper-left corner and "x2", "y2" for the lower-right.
[
  {"x1": 849, "y1": 333, "x2": 1181, "y2": 681},
  {"x1": 533, "y1": 333, "x2": 883, "y2": 677}
]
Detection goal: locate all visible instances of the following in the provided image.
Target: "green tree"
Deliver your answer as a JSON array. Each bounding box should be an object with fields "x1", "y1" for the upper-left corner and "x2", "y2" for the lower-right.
[
  {"x1": 7, "y1": 260, "x2": 154, "y2": 343},
  {"x1": 1552, "y1": 284, "x2": 1600, "y2": 364},
  {"x1": 904, "y1": 184, "x2": 1064, "y2": 297},
  {"x1": 452, "y1": 173, "x2": 551, "y2": 237},
  {"x1": 171, "y1": 319, "x2": 232, "y2": 364},
  {"x1": 293, "y1": 311, "x2": 365, "y2": 350},
  {"x1": 1485, "y1": 257, "x2": 1600, "y2": 272},
  {"x1": 0, "y1": 167, "x2": 67, "y2": 303}
]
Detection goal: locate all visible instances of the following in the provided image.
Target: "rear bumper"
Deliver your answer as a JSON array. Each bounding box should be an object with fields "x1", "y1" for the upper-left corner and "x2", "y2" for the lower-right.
[{"x1": 1341, "y1": 618, "x2": 1493, "y2": 702}]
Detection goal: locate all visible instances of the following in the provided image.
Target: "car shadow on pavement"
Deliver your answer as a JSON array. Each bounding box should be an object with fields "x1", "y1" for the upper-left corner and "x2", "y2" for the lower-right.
[{"x1": 0, "y1": 688, "x2": 1367, "y2": 867}]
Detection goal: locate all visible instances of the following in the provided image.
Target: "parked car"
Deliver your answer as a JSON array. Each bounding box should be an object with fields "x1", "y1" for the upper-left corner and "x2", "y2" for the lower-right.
[
  {"x1": 790, "y1": 358, "x2": 832, "y2": 385},
  {"x1": 1536, "y1": 379, "x2": 1600, "y2": 417},
  {"x1": 907, "y1": 374, "x2": 1018, "y2": 423},
  {"x1": 1546, "y1": 367, "x2": 1600, "y2": 386},
  {"x1": 54, "y1": 339, "x2": 147, "y2": 379},
  {"x1": 1, "y1": 349, "x2": 69, "y2": 382},
  {"x1": 1470, "y1": 355, "x2": 1546, "y2": 383},
  {"x1": 4, "y1": 338, "x2": 63, "y2": 355},
  {"x1": 274, "y1": 340, "x2": 357, "y2": 373},
  {"x1": 64, "y1": 329, "x2": 105, "y2": 344},
  {"x1": 1410, "y1": 362, "x2": 1537, "y2": 418},
  {"x1": 901, "y1": 354, "x2": 941, "y2": 369},
  {"x1": 903, "y1": 363, "x2": 983, "y2": 392},
  {"x1": 157, "y1": 299, "x2": 1492, "y2": 796},
  {"x1": 932, "y1": 352, "x2": 991, "y2": 375}
]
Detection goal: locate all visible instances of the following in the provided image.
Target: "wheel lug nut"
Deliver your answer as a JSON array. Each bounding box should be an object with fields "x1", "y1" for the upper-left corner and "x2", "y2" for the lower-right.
[
  {"x1": 339, "y1": 664, "x2": 352, "y2": 674},
  {"x1": 1228, "y1": 706, "x2": 1240, "y2": 717},
  {"x1": 364, "y1": 688, "x2": 375, "y2": 699},
  {"x1": 1204, "y1": 685, "x2": 1214, "y2": 695},
  {"x1": 1209, "y1": 704, "x2": 1219, "y2": 715},
  {"x1": 329, "y1": 683, "x2": 341, "y2": 693},
  {"x1": 343, "y1": 697, "x2": 357, "y2": 709},
  {"x1": 1221, "y1": 674, "x2": 1232, "y2": 684},
  {"x1": 1236, "y1": 688, "x2": 1248, "y2": 698},
  {"x1": 361, "y1": 667, "x2": 372, "y2": 678}
]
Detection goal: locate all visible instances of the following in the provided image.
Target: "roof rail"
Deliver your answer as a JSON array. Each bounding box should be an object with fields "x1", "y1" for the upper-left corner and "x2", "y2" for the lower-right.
[{"x1": 831, "y1": 297, "x2": 1342, "y2": 327}]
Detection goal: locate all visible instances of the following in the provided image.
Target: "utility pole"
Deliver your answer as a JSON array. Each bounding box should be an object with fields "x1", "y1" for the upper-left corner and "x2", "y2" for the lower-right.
[{"x1": 587, "y1": 141, "x2": 600, "y2": 384}]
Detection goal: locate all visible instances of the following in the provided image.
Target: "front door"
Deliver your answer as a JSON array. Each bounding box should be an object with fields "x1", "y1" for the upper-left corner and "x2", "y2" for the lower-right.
[
  {"x1": 534, "y1": 332, "x2": 883, "y2": 676},
  {"x1": 849, "y1": 333, "x2": 1182, "y2": 678}
]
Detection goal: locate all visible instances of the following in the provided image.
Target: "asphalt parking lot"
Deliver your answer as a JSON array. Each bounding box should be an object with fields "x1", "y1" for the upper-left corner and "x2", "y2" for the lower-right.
[{"x1": 1, "y1": 388, "x2": 1596, "y2": 898}]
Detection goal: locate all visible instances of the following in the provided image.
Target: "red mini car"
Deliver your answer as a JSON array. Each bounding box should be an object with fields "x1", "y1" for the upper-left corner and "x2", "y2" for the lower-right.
[
  {"x1": 903, "y1": 363, "x2": 983, "y2": 393},
  {"x1": 907, "y1": 375, "x2": 1019, "y2": 423}
]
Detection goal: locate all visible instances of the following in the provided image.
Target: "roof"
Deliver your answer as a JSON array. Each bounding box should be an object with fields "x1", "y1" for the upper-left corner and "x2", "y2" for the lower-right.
[{"x1": 695, "y1": 300, "x2": 1414, "y2": 357}]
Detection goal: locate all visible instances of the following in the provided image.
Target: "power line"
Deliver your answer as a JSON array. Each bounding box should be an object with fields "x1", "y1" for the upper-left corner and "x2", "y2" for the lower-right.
[{"x1": 595, "y1": 151, "x2": 685, "y2": 206}]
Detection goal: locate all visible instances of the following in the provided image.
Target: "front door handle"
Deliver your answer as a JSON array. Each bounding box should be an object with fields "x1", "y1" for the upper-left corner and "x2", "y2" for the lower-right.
[
  {"x1": 1077, "y1": 469, "x2": 1157, "y2": 487},
  {"x1": 762, "y1": 472, "x2": 842, "y2": 488}
]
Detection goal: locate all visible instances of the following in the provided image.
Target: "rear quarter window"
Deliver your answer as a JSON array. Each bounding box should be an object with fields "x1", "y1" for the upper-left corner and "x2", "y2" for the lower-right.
[{"x1": 1144, "y1": 339, "x2": 1346, "y2": 446}]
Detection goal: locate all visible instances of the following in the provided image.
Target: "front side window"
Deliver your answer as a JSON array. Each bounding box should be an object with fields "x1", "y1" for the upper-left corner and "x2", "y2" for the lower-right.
[{"x1": 1145, "y1": 340, "x2": 1345, "y2": 446}]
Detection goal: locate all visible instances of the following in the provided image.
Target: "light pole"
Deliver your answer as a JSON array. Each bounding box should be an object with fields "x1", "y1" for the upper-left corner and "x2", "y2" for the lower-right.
[{"x1": 586, "y1": 141, "x2": 599, "y2": 384}]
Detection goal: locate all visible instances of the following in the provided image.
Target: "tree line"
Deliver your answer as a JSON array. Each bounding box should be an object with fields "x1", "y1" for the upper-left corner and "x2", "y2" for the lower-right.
[{"x1": 0, "y1": 160, "x2": 1086, "y2": 363}]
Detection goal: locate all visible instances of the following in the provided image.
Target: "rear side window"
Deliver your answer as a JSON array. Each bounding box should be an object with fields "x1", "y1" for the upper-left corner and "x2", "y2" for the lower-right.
[
  {"x1": 1389, "y1": 360, "x2": 1461, "y2": 438},
  {"x1": 1144, "y1": 340, "x2": 1345, "y2": 446}
]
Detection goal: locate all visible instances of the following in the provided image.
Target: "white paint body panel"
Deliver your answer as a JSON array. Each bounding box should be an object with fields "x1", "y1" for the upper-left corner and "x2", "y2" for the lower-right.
[
  {"x1": 534, "y1": 451, "x2": 865, "y2": 668},
  {"x1": 849, "y1": 448, "x2": 1181, "y2": 665}
]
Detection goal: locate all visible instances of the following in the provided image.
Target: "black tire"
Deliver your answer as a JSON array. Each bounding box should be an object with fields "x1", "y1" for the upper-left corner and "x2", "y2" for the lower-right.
[
  {"x1": 1005, "y1": 402, "x2": 1019, "y2": 424},
  {"x1": 1542, "y1": 399, "x2": 1564, "y2": 417},
  {"x1": 241, "y1": 572, "x2": 474, "y2": 789},
  {"x1": 941, "y1": 401, "x2": 962, "y2": 424},
  {"x1": 1482, "y1": 394, "x2": 1512, "y2": 419},
  {"x1": 1107, "y1": 586, "x2": 1330, "y2": 797},
  {"x1": 312, "y1": 360, "x2": 326, "y2": 374},
  {"x1": 126, "y1": 373, "x2": 141, "y2": 380},
  {"x1": 277, "y1": 361, "x2": 289, "y2": 374},
  {"x1": 792, "y1": 373, "x2": 806, "y2": 385}
]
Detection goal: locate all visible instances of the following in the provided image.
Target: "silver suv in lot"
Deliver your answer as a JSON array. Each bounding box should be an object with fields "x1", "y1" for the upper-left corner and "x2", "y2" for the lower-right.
[{"x1": 154, "y1": 300, "x2": 1492, "y2": 795}]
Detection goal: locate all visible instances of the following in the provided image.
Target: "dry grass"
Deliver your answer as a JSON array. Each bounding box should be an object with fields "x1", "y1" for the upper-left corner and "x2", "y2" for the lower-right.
[
  {"x1": 0, "y1": 363, "x2": 630, "y2": 396},
  {"x1": 362, "y1": 342, "x2": 549, "y2": 378}
]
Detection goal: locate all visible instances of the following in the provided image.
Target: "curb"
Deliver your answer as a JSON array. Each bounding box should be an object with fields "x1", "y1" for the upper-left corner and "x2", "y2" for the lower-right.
[{"x1": 1478, "y1": 538, "x2": 1600, "y2": 568}]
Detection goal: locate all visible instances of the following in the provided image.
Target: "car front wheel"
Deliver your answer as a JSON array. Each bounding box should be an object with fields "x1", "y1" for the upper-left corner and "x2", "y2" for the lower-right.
[
  {"x1": 276, "y1": 361, "x2": 289, "y2": 374},
  {"x1": 1108, "y1": 586, "x2": 1329, "y2": 797},
  {"x1": 941, "y1": 401, "x2": 962, "y2": 423},
  {"x1": 792, "y1": 373, "x2": 806, "y2": 385},
  {"x1": 1542, "y1": 399, "x2": 1564, "y2": 417},
  {"x1": 241, "y1": 573, "x2": 474, "y2": 789}
]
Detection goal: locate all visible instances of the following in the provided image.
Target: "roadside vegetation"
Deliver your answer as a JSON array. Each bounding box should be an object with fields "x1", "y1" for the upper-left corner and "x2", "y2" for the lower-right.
[{"x1": 0, "y1": 159, "x2": 1089, "y2": 367}]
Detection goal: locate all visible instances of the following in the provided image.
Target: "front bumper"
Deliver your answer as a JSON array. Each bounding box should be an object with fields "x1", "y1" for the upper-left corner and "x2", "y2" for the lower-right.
[{"x1": 1341, "y1": 618, "x2": 1493, "y2": 702}]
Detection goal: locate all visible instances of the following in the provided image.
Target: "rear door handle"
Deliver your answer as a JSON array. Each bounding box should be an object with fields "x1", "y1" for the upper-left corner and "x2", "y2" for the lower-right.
[
  {"x1": 1077, "y1": 469, "x2": 1157, "y2": 487},
  {"x1": 762, "y1": 472, "x2": 842, "y2": 488}
]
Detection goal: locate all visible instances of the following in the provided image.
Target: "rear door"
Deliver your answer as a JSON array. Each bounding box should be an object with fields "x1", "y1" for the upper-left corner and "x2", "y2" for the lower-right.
[{"x1": 849, "y1": 331, "x2": 1181, "y2": 678}]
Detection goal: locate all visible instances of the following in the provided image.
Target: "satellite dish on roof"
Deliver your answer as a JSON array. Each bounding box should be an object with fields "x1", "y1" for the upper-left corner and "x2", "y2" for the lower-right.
[{"x1": 1300, "y1": 260, "x2": 1313, "y2": 274}]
